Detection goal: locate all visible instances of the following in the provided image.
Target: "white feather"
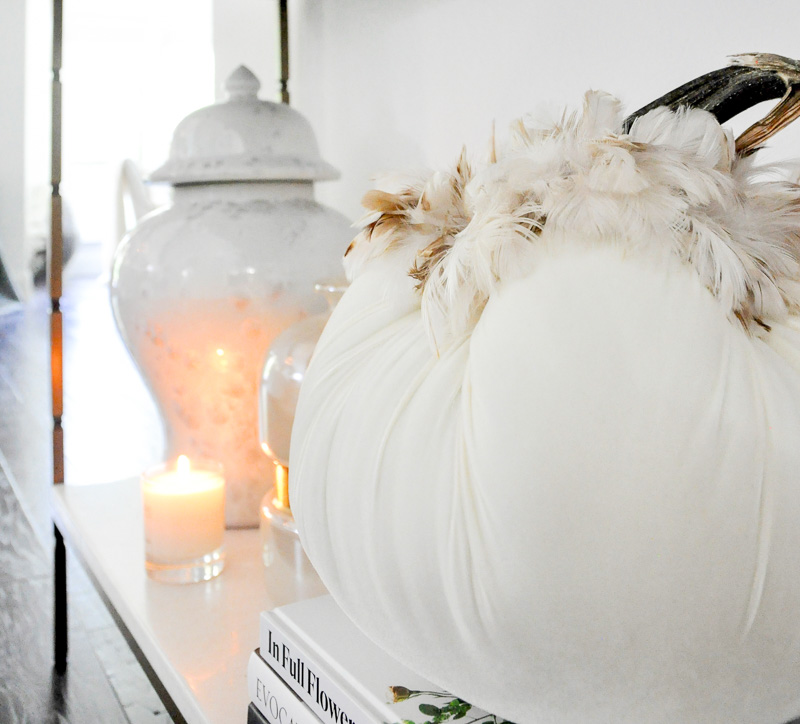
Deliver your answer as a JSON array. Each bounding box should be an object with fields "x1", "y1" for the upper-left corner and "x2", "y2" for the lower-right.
[{"x1": 350, "y1": 91, "x2": 800, "y2": 349}]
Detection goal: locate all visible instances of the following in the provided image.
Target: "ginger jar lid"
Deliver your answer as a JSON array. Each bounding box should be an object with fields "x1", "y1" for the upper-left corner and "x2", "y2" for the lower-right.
[{"x1": 150, "y1": 65, "x2": 340, "y2": 185}]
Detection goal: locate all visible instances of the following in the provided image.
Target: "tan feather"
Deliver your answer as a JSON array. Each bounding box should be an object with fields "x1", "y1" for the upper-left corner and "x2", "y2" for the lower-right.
[
  {"x1": 361, "y1": 189, "x2": 415, "y2": 215},
  {"x1": 454, "y1": 146, "x2": 472, "y2": 193}
]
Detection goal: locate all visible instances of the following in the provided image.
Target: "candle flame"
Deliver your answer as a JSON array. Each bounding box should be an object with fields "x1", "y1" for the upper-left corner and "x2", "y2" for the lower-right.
[{"x1": 177, "y1": 454, "x2": 191, "y2": 475}]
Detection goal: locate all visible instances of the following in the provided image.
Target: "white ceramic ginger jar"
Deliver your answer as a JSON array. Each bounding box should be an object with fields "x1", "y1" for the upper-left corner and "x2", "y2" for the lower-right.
[{"x1": 110, "y1": 66, "x2": 351, "y2": 528}]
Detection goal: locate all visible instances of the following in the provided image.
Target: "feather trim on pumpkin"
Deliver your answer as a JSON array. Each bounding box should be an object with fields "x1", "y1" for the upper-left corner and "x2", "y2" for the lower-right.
[{"x1": 345, "y1": 90, "x2": 800, "y2": 351}]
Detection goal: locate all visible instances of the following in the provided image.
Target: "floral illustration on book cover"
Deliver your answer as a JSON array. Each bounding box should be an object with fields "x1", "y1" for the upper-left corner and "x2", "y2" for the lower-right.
[{"x1": 387, "y1": 686, "x2": 514, "y2": 724}]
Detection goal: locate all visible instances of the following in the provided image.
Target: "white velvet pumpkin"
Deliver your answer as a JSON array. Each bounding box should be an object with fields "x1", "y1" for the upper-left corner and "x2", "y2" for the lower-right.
[{"x1": 290, "y1": 93, "x2": 800, "y2": 724}]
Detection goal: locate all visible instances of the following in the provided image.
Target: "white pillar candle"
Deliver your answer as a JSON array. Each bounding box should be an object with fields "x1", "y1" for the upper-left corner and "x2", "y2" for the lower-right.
[{"x1": 142, "y1": 456, "x2": 225, "y2": 565}]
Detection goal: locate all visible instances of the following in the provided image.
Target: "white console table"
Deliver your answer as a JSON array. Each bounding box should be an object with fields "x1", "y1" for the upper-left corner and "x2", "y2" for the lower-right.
[{"x1": 52, "y1": 478, "x2": 327, "y2": 724}]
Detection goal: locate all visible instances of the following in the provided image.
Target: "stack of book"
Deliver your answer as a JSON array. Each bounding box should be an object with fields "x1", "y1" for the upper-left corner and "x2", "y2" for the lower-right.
[{"x1": 247, "y1": 594, "x2": 512, "y2": 724}]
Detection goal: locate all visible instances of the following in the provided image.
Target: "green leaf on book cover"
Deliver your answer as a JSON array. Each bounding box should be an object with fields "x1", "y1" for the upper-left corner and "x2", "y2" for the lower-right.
[{"x1": 419, "y1": 703, "x2": 442, "y2": 716}]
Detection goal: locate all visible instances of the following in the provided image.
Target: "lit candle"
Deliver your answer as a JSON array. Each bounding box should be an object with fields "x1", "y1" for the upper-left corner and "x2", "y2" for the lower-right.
[{"x1": 142, "y1": 455, "x2": 226, "y2": 582}]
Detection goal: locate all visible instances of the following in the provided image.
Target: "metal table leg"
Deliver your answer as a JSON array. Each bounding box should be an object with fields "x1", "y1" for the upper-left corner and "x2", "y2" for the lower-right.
[{"x1": 54, "y1": 524, "x2": 67, "y2": 674}]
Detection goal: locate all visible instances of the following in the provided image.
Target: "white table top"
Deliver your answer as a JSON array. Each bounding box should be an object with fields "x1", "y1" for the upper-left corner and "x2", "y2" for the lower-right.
[{"x1": 52, "y1": 478, "x2": 328, "y2": 724}]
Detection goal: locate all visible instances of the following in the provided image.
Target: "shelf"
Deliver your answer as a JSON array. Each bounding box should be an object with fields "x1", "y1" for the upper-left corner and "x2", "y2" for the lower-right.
[{"x1": 52, "y1": 478, "x2": 327, "y2": 724}]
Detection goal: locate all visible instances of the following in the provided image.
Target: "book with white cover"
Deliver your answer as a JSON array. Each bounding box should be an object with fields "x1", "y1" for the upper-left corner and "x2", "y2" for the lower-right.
[
  {"x1": 248, "y1": 649, "x2": 320, "y2": 724},
  {"x1": 260, "y1": 595, "x2": 512, "y2": 724}
]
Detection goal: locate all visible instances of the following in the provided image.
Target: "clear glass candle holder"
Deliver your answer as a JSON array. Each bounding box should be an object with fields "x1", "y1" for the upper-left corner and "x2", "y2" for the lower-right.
[
  {"x1": 142, "y1": 456, "x2": 226, "y2": 584},
  {"x1": 258, "y1": 464, "x2": 315, "y2": 577},
  {"x1": 257, "y1": 281, "x2": 346, "y2": 573},
  {"x1": 259, "y1": 486, "x2": 316, "y2": 578}
]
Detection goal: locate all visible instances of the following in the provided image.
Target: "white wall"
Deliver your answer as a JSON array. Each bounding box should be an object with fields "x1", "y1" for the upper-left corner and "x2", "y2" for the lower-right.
[
  {"x1": 61, "y1": 0, "x2": 214, "y2": 257},
  {"x1": 0, "y1": 0, "x2": 28, "y2": 297},
  {"x1": 275, "y1": 0, "x2": 800, "y2": 223},
  {"x1": 213, "y1": 0, "x2": 279, "y2": 102}
]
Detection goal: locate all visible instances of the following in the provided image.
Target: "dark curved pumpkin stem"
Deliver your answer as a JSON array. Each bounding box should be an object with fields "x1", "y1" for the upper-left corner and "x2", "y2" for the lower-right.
[{"x1": 621, "y1": 53, "x2": 800, "y2": 156}]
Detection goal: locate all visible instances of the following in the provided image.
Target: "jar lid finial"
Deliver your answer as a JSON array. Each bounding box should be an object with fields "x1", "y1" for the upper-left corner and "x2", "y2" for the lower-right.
[{"x1": 225, "y1": 65, "x2": 261, "y2": 100}]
